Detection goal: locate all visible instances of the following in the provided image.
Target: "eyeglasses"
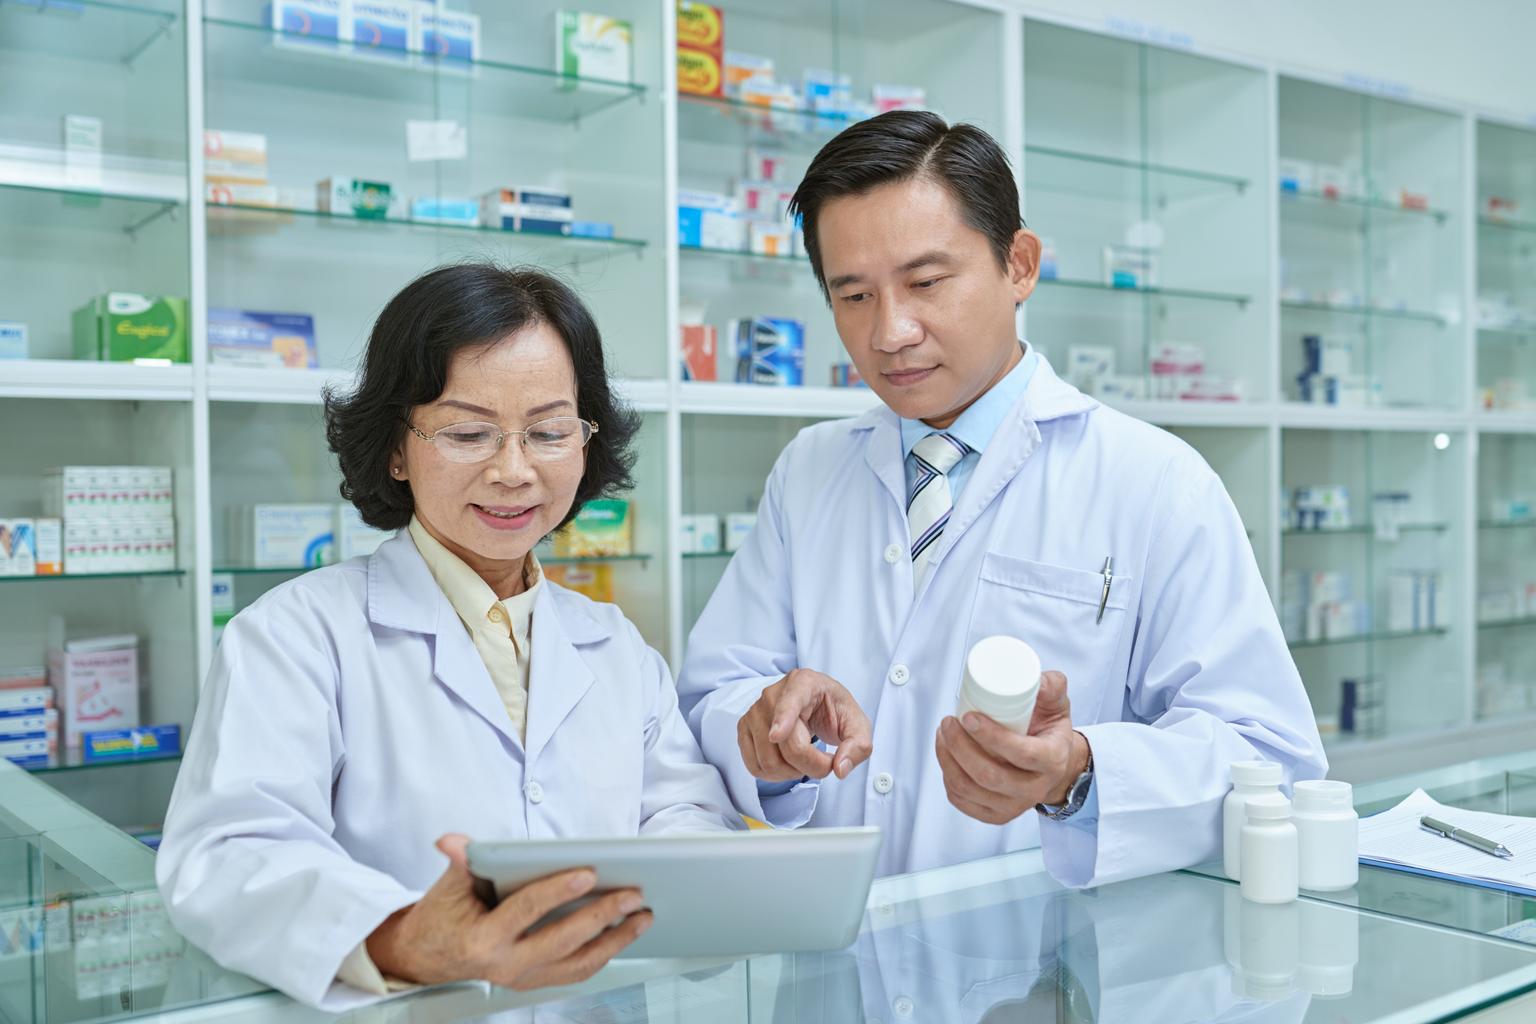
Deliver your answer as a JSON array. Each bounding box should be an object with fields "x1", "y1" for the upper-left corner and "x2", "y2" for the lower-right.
[{"x1": 407, "y1": 416, "x2": 599, "y2": 464}]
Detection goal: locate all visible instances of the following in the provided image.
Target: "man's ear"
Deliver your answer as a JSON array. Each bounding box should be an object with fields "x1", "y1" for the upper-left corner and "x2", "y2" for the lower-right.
[{"x1": 1009, "y1": 228, "x2": 1042, "y2": 305}]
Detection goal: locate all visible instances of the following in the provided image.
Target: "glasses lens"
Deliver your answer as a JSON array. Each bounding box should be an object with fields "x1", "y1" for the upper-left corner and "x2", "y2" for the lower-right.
[
  {"x1": 433, "y1": 422, "x2": 502, "y2": 463},
  {"x1": 524, "y1": 417, "x2": 591, "y2": 461}
]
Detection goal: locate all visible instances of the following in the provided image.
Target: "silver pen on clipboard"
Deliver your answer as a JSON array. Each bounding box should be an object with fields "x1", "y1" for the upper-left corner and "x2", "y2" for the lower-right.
[
  {"x1": 1096, "y1": 556, "x2": 1114, "y2": 625},
  {"x1": 1419, "y1": 815, "x2": 1515, "y2": 859}
]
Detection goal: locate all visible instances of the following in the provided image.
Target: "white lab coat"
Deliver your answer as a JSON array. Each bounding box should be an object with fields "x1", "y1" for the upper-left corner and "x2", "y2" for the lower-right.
[
  {"x1": 678, "y1": 352, "x2": 1326, "y2": 886},
  {"x1": 157, "y1": 530, "x2": 738, "y2": 1009}
]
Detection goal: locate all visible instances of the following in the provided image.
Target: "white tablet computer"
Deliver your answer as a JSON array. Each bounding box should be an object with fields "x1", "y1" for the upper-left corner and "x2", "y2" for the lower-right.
[{"x1": 466, "y1": 827, "x2": 883, "y2": 960}]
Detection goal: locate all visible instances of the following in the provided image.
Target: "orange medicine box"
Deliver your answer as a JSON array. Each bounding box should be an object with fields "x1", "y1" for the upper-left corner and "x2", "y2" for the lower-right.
[{"x1": 676, "y1": 2, "x2": 723, "y2": 96}]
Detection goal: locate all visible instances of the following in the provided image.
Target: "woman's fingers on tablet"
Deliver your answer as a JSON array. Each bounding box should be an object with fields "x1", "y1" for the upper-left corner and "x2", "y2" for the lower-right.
[{"x1": 506, "y1": 908, "x2": 654, "y2": 991}]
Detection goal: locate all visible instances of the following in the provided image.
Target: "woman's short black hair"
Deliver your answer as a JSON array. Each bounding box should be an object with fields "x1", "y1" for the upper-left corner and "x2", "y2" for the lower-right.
[
  {"x1": 324, "y1": 262, "x2": 641, "y2": 533},
  {"x1": 788, "y1": 110, "x2": 1023, "y2": 300}
]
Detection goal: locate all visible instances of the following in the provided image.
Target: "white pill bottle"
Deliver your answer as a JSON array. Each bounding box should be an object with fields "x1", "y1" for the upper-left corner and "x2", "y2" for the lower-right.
[
  {"x1": 1224, "y1": 760, "x2": 1283, "y2": 880},
  {"x1": 956, "y1": 636, "x2": 1042, "y2": 733},
  {"x1": 1241, "y1": 792, "x2": 1299, "y2": 905},
  {"x1": 1293, "y1": 780, "x2": 1359, "y2": 892}
]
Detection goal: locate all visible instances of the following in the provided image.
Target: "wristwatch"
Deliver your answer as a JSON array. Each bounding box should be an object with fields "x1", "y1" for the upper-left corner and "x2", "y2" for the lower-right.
[{"x1": 1037, "y1": 736, "x2": 1094, "y2": 822}]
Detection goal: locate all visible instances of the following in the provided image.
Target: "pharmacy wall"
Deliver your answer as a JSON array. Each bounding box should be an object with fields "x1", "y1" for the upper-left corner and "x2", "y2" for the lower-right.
[{"x1": 1, "y1": 0, "x2": 1534, "y2": 840}]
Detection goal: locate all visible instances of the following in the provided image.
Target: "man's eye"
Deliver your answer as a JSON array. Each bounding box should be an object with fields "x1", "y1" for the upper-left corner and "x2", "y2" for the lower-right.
[
  {"x1": 839, "y1": 293, "x2": 869, "y2": 305},
  {"x1": 915, "y1": 277, "x2": 943, "y2": 289}
]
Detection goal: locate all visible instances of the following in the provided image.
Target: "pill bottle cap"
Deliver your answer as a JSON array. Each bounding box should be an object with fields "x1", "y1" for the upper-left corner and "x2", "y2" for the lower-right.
[
  {"x1": 1231, "y1": 760, "x2": 1284, "y2": 787},
  {"x1": 1293, "y1": 779, "x2": 1353, "y2": 812},
  {"x1": 1245, "y1": 792, "x2": 1292, "y2": 822},
  {"x1": 961, "y1": 636, "x2": 1041, "y2": 719}
]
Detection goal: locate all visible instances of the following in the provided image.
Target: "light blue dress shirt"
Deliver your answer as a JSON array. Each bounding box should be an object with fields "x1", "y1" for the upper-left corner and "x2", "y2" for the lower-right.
[{"x1": 761, "y1": 342, "x2": 1097, "y2": 830}]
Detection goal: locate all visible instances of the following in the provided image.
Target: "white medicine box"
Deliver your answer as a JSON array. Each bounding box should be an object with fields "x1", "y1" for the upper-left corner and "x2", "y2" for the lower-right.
[{"x1": 49, "y1": 635, "x2": 140, "y2": 748}]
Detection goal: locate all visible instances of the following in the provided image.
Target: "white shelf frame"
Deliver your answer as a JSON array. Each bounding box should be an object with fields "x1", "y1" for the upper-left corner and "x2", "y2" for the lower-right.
[{"x1": 7, "y1": 0, "x2": 1536, "y2": 785}]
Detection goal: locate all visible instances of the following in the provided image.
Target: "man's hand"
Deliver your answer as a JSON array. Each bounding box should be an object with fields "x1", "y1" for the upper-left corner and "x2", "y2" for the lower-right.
[
  {"x1": 737, "y1": 669, "x2": 874, "y2": 783},
  {"x1": 934, "y1": 671, "x2": 1091, "y2": 825}
]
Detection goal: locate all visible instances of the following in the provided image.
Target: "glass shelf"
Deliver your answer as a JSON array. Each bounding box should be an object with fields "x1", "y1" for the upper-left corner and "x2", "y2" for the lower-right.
[
  {"x1": 676, "y1": 94, "x2": 859, "y2": 150},
  {"x1": 541, "y1": 554, "x2": 653, "y2": 566},
  {"x1": 1479, "y1": 323, "x2": 1536, "y2": 340},
  {"x1": 1279, "y1": 187, "x2": 1450, "y2": 225},
  {"x1": 0, "y1": 570, "x2": 185, "y2": 584},
  {"x1": 679, "y1": 242, "x2": 806, "y2": 266},
  {"x1": 682, "y1": 551, "x2": 732, "y2": 560},
  {"x1": 0, "y1": 180, "x2": 182, "y2": 235},
  {"x1": 1024, "y1": 144, "x2": 1249, "y2": 200},
  {"x1": 204, "y1": 17, "x2": 645, "y2": 123},
  {"x1": 1479, "y1": 616, "x2": 1536, "y2": 631},
  {"x1": 1, "y1": 0, "x2": 179, "y2": 65},
  {"x1": 1038, "y1": 276, "x2": 1251, "y2": 307},
  {"x1": 1288, "y1": 627, "x2": 1449, "y2": 650},
  {"x1": 1282, "y1": 522, "x2": 1449, "y2": 537},
  {"x1": 1480, "y1": 520, "x2": 1536, "y2": 530},
  {"x1": 206, "y1": 203, "x2": 646, "y2": 256},
  {"x1": 1280, "y1": 299, "x2": 1448, "y2": 326},
  {"x1": 20, "y1": 747, "x2": 182, "y2": 776},
  {"x1": 1479, "y1": 215, "x2": 1536, "y2": 236}
]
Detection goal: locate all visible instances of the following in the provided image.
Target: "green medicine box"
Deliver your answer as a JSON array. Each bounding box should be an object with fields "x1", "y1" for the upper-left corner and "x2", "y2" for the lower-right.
[{"x1": 71, "y1": 293, "x2": 190, "y2": 363}]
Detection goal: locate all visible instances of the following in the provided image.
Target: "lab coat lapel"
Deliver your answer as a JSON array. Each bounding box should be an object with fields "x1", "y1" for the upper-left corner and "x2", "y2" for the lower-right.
[
  {"x1": 367, "y1": 531, "x2": 524, "y2": 753},
  {"x1": 523, "y1": 586, "x2": 601, "y2": 767},
  {"x1": 859, "y1": 405, "x2": 909, "y2": 513},
  {"x1": 919, "y1": 354, "x2": 1097, "y2": 590}
]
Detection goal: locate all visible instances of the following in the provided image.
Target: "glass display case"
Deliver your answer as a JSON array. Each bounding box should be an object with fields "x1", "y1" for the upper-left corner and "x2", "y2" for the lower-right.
[
  {"x1": 1476, "y1": 119, "x2": 1536, "y2": 416},
  {"x1": 1277, "y1": 76, "x2": 1465, "y2": 412},
  {"x1": 1021, "y1": 20, "x2": 1269, "y2": 410},
  {"x1": 1281, "y1": 427, "x2": 1467, "y2": 747},
  {"x1": 1475, "y1": 431, "x2": 1536, "y2": 721}
]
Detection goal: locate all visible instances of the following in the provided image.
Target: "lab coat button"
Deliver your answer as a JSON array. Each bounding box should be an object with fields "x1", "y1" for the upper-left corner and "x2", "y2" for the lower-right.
[
  {"x1": 888, "y1": 664, "x2": 909, "y2": 686},
  {"x1": 894, "y1": 996, "x2": 915, "y2": 1018},
  {"x1": 524, "y1": 781, "x2": 544, "y2": 804},
  {"x1": 873, "y1": 772, "x2": 894, "y2": 795},
  {"x1": 883, "y1": 543, "x2": 902, "y2": 564}
]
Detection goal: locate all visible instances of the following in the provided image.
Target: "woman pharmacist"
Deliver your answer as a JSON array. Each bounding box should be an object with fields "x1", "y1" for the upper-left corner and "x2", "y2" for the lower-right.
[{"x1": 157, "y1": 264, "x2": 738, "y2": 1009}]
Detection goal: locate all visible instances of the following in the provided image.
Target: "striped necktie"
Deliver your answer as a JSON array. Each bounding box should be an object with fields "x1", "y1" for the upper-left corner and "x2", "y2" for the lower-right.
[{"x1": 907, "y1": 431, "x2": 971, "y2": 584}]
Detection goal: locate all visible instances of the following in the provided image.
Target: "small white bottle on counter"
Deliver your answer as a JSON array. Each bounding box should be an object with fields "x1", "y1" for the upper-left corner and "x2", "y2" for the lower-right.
[
  {"x1": 1241, "y1": 793, "x2": 1299, "y2": 905},
  {"x1": 956, "y1": 636, "x2": 1041, "y2": 733},
  {"x1": 1224, "y1": 760, "x2": 1283, "y2": 880},
  {"x1": 1293, "y1": 780, "x2": 1359, "y2": 892}
]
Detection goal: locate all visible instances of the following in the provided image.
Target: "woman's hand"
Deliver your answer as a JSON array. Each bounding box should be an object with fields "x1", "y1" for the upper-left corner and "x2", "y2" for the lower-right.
[{"x1": 366, "y1": 834, "x2": 651, "y2": 991}]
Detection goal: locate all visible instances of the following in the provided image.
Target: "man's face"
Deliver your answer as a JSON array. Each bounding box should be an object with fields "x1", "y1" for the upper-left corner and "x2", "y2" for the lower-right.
[{"x1": 816, "y1": 176, "x2": 1040, "y2": 427}]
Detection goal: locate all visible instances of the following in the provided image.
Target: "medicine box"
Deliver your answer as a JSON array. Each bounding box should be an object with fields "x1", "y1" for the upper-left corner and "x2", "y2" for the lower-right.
[
  {"x1": 318, "y1": 177, "x2": 393, "y2": 219},
  {"x1": 267, "y1": 0, "x2": 348, "y2": 47},
  {"x1": 0, "y1": 521, "x2": 37, "y2": 578},
  {"x1": 72, "y1": 293, "x2": 190, "y2": 363},
  {"x1": 351, "y1": 0, "x2": 414, "y2": 58},
  {"x1": 49, "y1": 635, "x2": 139, "y2": 749},
  {"x1": 409, "y1": 198, "x2": 479, "y2": 226},
  {"x1": 82, "y1": 724, "x2": 181, "y2": 763},
  {"x1": 208, "y1": 309, "x2": 318, "y2": 369},
  {"x1": 678, "y1": 514, "x2": 721, "y2": 555},
  {"x1": 543, "y1": 563, "x2": 613, "y2": 603},
  {"x1": 203, "y1": 130, "x2": 269, "y2": 185},
  {"x1": 480, "y1": 188, "x2": 574, "y2": 235},
  {"x1": 0, "y1": 321, "x2": 27, "y2": 360},
  {"x1": 235, "y1": 504, "x2": 336, "y2": 568},
  {"x1": 681, "y1": 324, "x2": 718, "y2": 382},
  {"x1": 555, "y1": 11, "x2": 632, "y2": 82},
  {"x1": 416, "y1": 4, "x2": 479, "y2": 61},
  {"x1": 723, "y1": 51, "x2": 772, "y2": 97},
  {"x1": 732, "y1": 317, "x2": 804, "y2": 386},
  {"x1": 676, "y1": 1, "x2": 723, "y2": 96},
  {"x1": 554, "y1": 499, "x2": 633, "y2": 558}
]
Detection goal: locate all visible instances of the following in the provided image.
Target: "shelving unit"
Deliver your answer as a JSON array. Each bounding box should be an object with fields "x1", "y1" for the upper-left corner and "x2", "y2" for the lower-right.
[{"x1": 4, "y1": 1, "x2": 1535, "y2": 816}]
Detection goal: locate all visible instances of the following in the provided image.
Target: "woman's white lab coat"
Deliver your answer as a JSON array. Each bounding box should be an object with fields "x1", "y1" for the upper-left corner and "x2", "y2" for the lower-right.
[{"x1": 156, "y1": 531, "x2": 738, "y2": 1008}]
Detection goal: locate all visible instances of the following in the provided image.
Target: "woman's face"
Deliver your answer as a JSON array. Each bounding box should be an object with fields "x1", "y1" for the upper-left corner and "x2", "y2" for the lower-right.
[{"x1": 393, "y1": 323, "x2": 587, "y2": 588}]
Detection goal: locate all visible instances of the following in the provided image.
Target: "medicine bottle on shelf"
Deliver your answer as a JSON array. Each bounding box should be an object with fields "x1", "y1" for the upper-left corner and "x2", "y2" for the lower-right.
[
  {"x1": 1241, "y1": 793, "x2": 1299, "y2": 905},
  {"x1": 1224, "y1": 760, "x2": 1283, "y2": 880},
  {"x1": 956, "y1": 636, "x2": 1041, "y2": 733},
  {"x1": 1293, "y1": 780, "x2": 1359, "y2": 892}
]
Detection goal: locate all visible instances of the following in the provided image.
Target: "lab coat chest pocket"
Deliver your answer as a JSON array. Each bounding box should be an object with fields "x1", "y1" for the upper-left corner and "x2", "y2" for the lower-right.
[{"x1": 965, "y1": 553, "x2": 1132, "y2": 707}]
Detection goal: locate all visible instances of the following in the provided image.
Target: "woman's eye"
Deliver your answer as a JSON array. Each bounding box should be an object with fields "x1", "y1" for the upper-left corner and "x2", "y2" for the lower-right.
[{"x1": 446, "y1": 430, "x2": 492, "y2": 444}]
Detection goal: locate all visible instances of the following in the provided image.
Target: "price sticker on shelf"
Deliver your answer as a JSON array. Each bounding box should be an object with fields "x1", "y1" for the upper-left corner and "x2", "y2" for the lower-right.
[{"x1": 406, "y1": 120, "x2": 468, "y2": 162}]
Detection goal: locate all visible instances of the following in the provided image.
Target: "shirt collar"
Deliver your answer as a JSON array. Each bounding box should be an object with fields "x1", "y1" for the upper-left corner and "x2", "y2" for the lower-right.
[
  {"x1": 900, "y1": 342, "x2": 1039, "y2": 459},
  {"x1": 407, "y1": 516, "x2": 539, "y2": 635}
]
